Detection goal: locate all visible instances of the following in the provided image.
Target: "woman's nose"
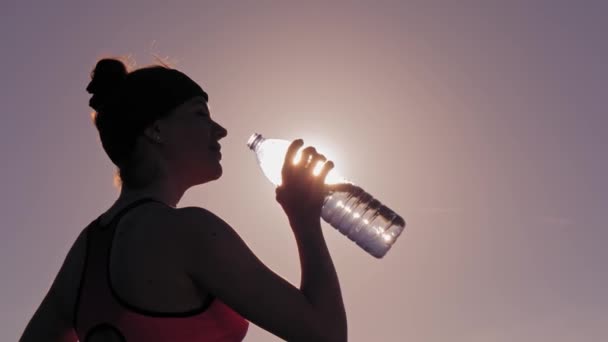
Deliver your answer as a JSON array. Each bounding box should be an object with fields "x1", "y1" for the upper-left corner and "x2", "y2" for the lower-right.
[{"x1": 215, "y1": 122, "x2": 228, "y2": 139}]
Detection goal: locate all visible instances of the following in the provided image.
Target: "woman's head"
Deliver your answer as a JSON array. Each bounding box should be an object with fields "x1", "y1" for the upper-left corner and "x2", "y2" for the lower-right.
[{"x1": 87, "y1": 58, "x2": 227, "y2": 189}]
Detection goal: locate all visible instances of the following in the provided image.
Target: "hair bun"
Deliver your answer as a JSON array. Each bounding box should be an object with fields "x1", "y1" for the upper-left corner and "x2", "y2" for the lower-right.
[{"x1": 87, "y1": 58, "x2": 128, "y2": 111}]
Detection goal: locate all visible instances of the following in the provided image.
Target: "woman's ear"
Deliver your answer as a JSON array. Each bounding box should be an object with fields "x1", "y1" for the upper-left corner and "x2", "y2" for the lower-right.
[{"x1": 143, "y1": 122, "x2": 163, "y2": 144}]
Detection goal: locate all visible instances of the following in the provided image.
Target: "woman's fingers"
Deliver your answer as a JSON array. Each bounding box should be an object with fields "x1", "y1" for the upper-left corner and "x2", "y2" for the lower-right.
[
  {"x1": 308, "y1": 153, "x2": 327, "y2": 173},
  {"x1": 282, "y1": 139, "x2": 304, "y2": 183},
  {"x1": 297, "y1": 146, "x2": 317, "y2": 168},
  {"x1": 317, "y1": 160, "x2": 334, "y2": 183},
  {"x1": 284, "y1": 139, "x2": 304, "y2": 166},
  {"x1": 282, "y1": 141, "x2": 338, "y2": 192}
]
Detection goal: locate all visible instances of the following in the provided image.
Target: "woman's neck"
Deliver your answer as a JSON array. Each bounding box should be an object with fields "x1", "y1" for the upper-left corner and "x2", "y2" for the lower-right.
[{"x1": 116, "y1": 177, "x2": 187, "y2": 209}]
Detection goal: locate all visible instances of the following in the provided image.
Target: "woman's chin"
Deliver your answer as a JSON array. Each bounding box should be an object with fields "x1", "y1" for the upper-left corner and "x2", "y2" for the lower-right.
[
  {"x1": 206, "y1": 164, "x2": 223, "y2": 181},
  {"x1": 213, "y1": 167, "x2": 223, "y2": 179},
  {"x1": 190, "y1": 165, "x2": 222, "y2": 185}
]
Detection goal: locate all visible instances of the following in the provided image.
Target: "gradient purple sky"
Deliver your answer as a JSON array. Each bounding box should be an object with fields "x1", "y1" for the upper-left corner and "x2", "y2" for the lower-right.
[{"x1": 2, "y1": 1, "x2": 607, "y2": 341}]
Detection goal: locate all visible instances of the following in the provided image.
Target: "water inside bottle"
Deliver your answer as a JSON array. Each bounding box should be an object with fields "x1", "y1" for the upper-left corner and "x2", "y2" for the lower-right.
[{"x1": 322, "y1": 185, "x2": 405, "y2": 258}]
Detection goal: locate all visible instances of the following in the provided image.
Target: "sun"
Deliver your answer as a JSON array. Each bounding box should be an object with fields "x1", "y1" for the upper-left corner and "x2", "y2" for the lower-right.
[{"x1": 298, "y1": 137, "x2": 348, "y2": 185}]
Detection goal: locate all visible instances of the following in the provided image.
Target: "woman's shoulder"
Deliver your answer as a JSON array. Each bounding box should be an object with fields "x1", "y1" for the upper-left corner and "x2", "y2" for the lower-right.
[
  {"x1": 171, "y1": 206, "x2": 235, "y2": 239},
  {"x1": 171, "y1": 206, "x2": 244, "y2": 255},
  {"x1": 174, "y1": 206, "x2": 226, "y2": 224}
]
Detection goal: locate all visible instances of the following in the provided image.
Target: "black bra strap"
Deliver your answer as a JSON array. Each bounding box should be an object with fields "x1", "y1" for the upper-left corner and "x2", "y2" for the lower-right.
[{"x1": 99, "y1": 198, "x2": 169, "y2": 230}]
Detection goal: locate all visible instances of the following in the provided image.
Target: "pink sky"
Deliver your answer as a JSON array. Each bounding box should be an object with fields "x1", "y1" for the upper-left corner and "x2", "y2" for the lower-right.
[{"x1": 2, "y1": 1, "x2": 607, "y2": 341}]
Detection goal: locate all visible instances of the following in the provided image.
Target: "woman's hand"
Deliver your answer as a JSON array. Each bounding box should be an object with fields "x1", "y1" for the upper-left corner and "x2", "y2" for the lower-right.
[{"x1": 275, "y1": 139, "x2": 335, "y2": 225}]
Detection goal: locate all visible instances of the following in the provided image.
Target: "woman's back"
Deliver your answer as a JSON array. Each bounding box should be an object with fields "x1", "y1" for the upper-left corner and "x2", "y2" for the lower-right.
[
  {"x1": 100, "y1": 200, "x2": 208, "y2": 312},
  {"x1": 75, "y1": 198, "x2": 249, "y2": 342}
]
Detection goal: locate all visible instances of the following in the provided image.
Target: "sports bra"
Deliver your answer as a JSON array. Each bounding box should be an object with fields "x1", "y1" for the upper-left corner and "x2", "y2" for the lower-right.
[{"x1": 74, "y1": 198, "x2": 249, "y2": 341}]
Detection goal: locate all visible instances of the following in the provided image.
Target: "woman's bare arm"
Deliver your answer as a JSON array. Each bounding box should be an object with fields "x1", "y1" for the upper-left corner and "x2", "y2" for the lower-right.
[
  {"x1": 19, "y1": 228, "x2": 87, "y2": 342},
  {"x1": 179, "y1": 207, "x2": 347, "y2": 342},
  {"x1": 180, "y1": 138, "x2": 348, "y2": 342}
]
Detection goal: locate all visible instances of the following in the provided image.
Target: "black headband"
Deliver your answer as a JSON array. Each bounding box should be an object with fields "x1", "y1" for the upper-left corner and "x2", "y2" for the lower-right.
[{"x1": 94, "y1": 67, "x2": 208, "y2": 166}]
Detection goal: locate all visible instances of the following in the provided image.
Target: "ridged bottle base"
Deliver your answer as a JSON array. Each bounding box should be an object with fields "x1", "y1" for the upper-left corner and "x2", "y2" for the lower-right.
[{"x1": 321, "y1": 185, "x2": 405, "y2": 258}]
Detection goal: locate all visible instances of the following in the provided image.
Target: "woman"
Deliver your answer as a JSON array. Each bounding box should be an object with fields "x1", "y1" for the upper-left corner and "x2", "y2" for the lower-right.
[{"x1": 19, "y1": 58, "x2": 348, "y2": 342}]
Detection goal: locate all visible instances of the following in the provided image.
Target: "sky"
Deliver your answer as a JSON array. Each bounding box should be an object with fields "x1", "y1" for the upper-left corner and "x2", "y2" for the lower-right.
[{"x1": 1, "y1": 0, "x2": 607, "y2": 341}]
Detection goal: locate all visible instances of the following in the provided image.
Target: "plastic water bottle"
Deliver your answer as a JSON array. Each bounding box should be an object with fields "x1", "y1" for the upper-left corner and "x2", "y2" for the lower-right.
[{"x1": 247, "y1": 133, "x2": 405, "y2": 258}]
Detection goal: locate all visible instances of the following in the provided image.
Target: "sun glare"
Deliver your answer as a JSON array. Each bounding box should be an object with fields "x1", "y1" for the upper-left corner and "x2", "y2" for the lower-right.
[
  {"x1": 306, "y1": 140, "x2": 347, "y2": 184},
  {"x1": 289, "y1": 140, "x2": 347, "y2": 184},
  {"x1": 256, "y1": 135, "x2": 349, "y2": 186}
]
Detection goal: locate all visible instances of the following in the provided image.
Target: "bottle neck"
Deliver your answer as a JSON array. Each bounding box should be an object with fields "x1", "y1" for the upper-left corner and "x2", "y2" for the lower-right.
[{"x1": 247, "y1": 133, "x2": 265, "y2": 151}]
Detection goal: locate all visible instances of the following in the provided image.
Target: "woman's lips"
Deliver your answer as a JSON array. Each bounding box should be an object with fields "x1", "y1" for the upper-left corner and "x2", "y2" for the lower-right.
[
  {"x1": 209, "y1": 146, "x2": 221, "y2": 159},
  {"x1": 208, "y1": 143, "x2": 222, "y2": 160}
]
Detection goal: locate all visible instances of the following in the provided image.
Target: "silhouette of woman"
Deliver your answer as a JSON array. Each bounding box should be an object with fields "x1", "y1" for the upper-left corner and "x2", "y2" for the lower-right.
[{"x1": 19, "y1": 58, "x2": 348, "y2": 342}]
